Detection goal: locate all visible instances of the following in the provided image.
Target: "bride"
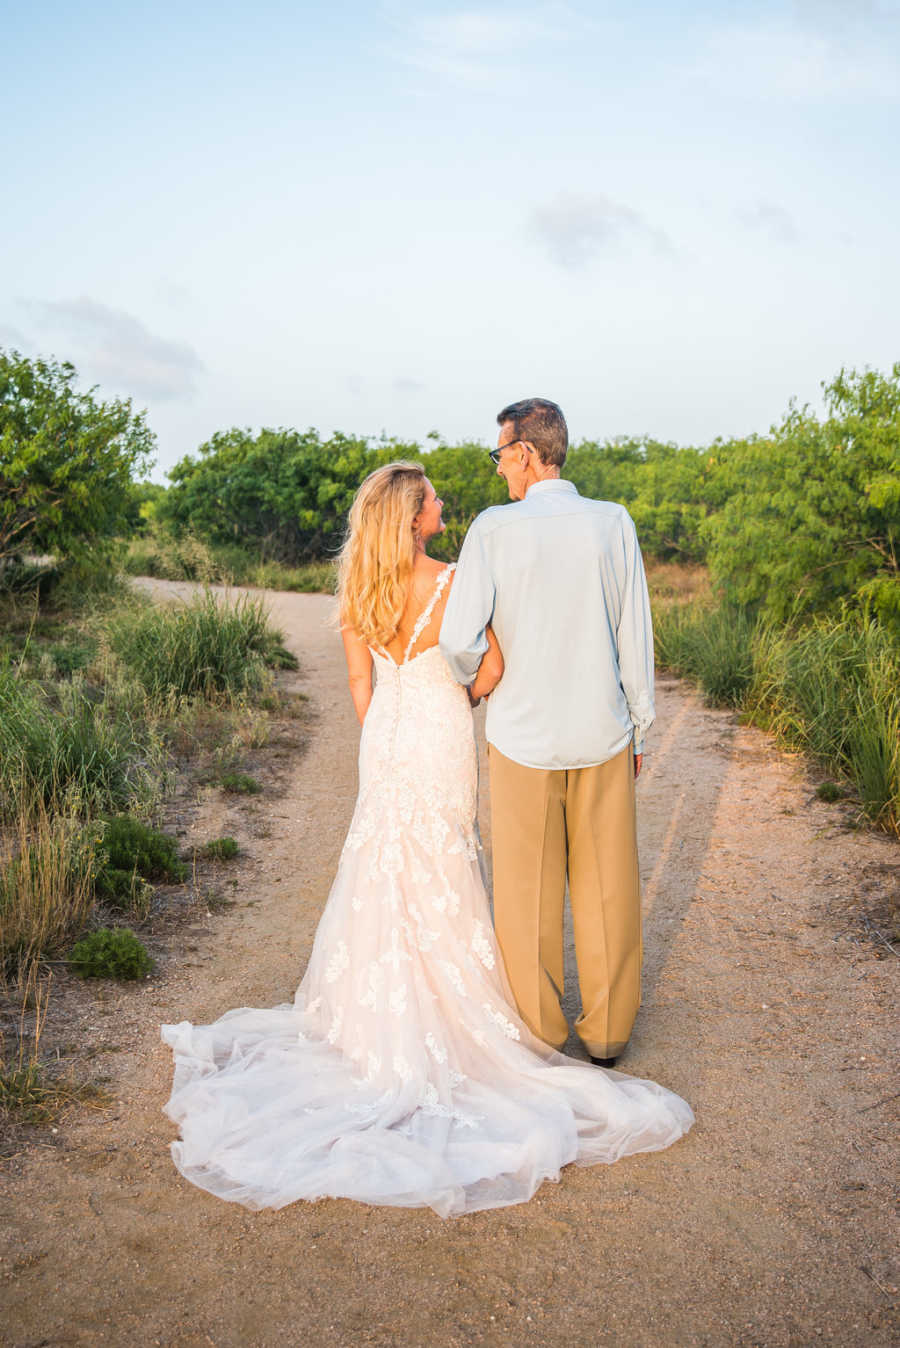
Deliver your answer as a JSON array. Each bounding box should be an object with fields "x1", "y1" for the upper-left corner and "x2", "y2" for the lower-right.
[{"x1": 161, "y1": 461, "x2": 693, "y2": 1216}]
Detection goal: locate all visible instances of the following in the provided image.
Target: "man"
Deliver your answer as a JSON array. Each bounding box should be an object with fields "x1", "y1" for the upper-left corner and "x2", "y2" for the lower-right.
[{"x1": 439, "y1": 397, "x2": 654, "y2": 1067}]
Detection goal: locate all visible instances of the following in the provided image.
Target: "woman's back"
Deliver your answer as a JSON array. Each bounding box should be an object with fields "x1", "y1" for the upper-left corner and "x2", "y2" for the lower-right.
[{"x1": 378, "y1": 557, "x2": 454, "y2": 665}]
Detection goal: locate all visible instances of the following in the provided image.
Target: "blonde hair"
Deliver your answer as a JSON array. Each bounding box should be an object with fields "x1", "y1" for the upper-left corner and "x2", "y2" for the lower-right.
[{"x1": 337, "y1": 461, "x2": 427, "y2": 648}]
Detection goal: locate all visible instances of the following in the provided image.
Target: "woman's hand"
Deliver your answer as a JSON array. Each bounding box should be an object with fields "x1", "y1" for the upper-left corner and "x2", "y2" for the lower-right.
[{"x1": 468, "y1": 625, "x2": 504, "y2": 702}]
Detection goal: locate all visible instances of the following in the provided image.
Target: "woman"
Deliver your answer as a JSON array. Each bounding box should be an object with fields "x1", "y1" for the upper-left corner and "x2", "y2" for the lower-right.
[{"x1": 161, "y1": 462, "x2": 693, "y2": 1217}]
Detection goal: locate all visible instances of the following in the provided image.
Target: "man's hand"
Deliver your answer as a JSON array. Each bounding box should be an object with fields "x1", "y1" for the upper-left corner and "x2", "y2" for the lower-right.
[{"x1": 634, "y1": 752, "x2": 643, "y2": 779}]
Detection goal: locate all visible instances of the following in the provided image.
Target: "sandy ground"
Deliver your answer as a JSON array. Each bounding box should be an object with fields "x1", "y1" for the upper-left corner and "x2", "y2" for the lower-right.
[{"x1": 1, "y1": 579, "x2": 898, "y2": 1348}]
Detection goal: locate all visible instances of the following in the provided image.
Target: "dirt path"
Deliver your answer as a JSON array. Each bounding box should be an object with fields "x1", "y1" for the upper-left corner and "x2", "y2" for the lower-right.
[{"x1": 2, "y1": 581, "x2": 897, "y2": 1348}]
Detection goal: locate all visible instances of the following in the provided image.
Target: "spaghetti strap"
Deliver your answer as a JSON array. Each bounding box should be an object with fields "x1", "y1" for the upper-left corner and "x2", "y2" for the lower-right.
[{"x1": 402, "y1": 564, "x2": 456, "y2": 664}]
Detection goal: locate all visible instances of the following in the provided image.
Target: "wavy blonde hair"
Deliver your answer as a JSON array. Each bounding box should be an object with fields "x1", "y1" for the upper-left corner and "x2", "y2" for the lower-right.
[{"x1": 337, "y1": 461, "x2": 427, "y2": 648}]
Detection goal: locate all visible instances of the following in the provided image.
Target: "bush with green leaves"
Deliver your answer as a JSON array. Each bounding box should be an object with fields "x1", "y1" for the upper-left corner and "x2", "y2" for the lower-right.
[
  {"x1": 101, "y1": 815, "x2": 184, "y2": 881},
  {"x1": 68, "y1": 926, "x2": 153, "y2": 980},
  {"x1": 202, "y1": 836, "x2": 239, "y2": 860},
  {"x1": 94, "y1": 815, "x2": 186, "y2": 909},
  {"x1": 703, "y1": 366, "x2": 900, "y2": 626},
  {"x1": 219, "y1": 771, "x2": 261, "y2": 795},
  {"x1": 0, "y1": 348, "x2": 154, "y2": 569}
]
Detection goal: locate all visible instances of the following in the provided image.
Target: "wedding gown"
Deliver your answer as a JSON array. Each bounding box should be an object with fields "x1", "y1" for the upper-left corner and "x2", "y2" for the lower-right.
[{"x1": 161, "y1": 566, "x2": 693, "y2": 1216}]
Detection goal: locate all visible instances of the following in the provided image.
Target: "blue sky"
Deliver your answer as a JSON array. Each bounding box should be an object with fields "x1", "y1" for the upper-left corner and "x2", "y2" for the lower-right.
[{"x1": 3, "y1": 1, "x2": 899, "y2": 480}]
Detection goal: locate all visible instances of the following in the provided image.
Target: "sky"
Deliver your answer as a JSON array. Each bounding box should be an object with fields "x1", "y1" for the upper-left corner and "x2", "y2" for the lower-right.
[{"x1": 2, "y1": 0, "x2": 899, "y2": 481}]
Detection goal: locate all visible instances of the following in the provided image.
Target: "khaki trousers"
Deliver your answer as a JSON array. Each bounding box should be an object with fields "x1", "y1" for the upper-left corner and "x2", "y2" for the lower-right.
[{"x1": 488, "y1": 742, "x2": 642, "y2": 1059}]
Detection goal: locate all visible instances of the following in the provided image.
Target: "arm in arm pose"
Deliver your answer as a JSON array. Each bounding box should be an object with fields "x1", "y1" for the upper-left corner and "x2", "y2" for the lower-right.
[
  {"x1": 616, "y1": 513, "x2": 655, "y2": 779},
  {"x1": 439, "y1": 520, "x2": 495, "y2": 686},
  {"x1": 341, "y1": 625, "x2": 374, "y2": 726},
  {"x1": 468, "y1": 624, "x2": 504, "y2": 702}
]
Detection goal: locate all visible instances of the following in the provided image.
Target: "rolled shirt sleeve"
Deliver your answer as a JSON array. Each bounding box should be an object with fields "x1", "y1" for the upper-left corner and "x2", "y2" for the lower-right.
[
  {"x1": 616, "y1": 513, "x2": 655, "y2": 755},
  {"x1": 439, "y1": 518, "x2": 494, "y2": 685}
]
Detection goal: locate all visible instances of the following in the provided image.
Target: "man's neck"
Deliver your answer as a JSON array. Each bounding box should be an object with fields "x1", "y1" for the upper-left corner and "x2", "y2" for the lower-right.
[{"x1": 523, "y1": 465, "x2": 560, "y2": 492}]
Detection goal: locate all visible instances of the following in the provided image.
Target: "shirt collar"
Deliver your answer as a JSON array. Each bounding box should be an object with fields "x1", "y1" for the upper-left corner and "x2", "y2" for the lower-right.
[{"x1": 525, "y1": 478, "x2": 578, "y2": 497}]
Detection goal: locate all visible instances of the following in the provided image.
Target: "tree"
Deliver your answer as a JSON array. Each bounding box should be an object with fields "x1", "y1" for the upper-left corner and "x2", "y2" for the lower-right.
[
  {"x1": 159, "y1": 427, "x2": 383, "y2": 562},
  {"x1": 0, "y1": 349, "x2": 155, "y2": 567},
  {"x1": 703, "y1": 366, "x2": 900, "y2": 625}
]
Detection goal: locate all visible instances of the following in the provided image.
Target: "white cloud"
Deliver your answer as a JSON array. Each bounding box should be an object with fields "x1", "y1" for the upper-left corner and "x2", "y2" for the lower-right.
[
  {"x1": 531, "y1": 192, "x2": 673, "y2": 269},
  {"x1": 736, "y1": 200, "x2": 799, "y2": 245},
  {"x1": 24, "y1": 297, "x2": 204, "y2": 401},
  {"x1": 384, "y1": 2, "x2": 578, "y2": 84}
]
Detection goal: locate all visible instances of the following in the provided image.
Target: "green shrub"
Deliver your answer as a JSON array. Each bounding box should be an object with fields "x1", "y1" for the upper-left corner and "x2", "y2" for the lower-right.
[
  {"x1": 92, "y1": 815, "x2": 185, "y2": 911},
  {"x1": 105, "y1": 589, "x2": 287, "y2": 704},
  {"x1": 47, "y1": 640, "x2": 96, "y2": 677},
  {"x1": 121, "y1": 532, "x2": 219, "y2": 582},
  {"x1": 815, "y1": 781, "x2": 845, "y2": 802},
  {"x1": 219, "y1": 772, "x2": 261, "y2": 795},
  {"x1": 94, "y1": 866, "x2": 152, "y2": 912},
  {"x1": 202, "y1": 836, "x2": 239, "y2": 859},
  {"x1": 101, "y1": 815, "x2": 185, "y2": 882},
  {"x1": 68, "y1": 927, "x2": 153, "y2": 980}
]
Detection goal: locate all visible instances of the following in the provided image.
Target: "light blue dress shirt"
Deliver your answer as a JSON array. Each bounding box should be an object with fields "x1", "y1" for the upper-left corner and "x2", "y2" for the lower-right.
[{"x1": 439, "y1": 479, "x2": 655, "y2": 770}]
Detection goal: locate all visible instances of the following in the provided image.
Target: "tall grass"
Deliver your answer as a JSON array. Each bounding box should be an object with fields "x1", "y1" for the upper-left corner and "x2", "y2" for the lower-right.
[
  {"x1": 652, "y1": 603, "x2": 757, "y2": 706},
  {"x1": 653, "y1": 598, "x2": 900, "y2": 836},
  {"x1": 748, "y1": 619, "x2": 900, "y2": 832},
  {"x1": 105, "y1": 589, "x2": 285, "y2": 703},
  {"x1": 0, "y1": 669, "x2": 160, "y2": 820},
  {"x1": 0, "y1": 810, "x2": 97, "y2": 983}
]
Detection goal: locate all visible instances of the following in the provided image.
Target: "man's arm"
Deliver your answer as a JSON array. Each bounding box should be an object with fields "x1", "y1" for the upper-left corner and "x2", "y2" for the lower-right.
[
  {"x1": 616, "y1": 512, "x2": 655, "y2": 765},
  {"x1": 439, "y1": 519, "x2": 495, "y2": 685}
]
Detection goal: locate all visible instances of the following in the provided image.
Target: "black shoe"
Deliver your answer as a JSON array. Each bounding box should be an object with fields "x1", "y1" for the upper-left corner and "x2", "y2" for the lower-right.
[{"x1": 589, "y1": 1055, "x2": 618, "y2": 1068}]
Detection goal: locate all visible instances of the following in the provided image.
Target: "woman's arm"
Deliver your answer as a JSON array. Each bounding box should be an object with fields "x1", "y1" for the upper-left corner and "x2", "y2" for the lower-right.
[
  {"x1": 468, "y1": 624, "x2": 504, "y2": 702},
  {"x1": 341, "y1": 625, "x2": 374, "y2": 725}
]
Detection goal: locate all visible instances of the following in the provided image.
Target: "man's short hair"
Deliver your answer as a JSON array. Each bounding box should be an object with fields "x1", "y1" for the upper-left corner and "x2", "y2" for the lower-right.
[{"x1": 496, "y1": 398, "x2": 568, "y2": 468}]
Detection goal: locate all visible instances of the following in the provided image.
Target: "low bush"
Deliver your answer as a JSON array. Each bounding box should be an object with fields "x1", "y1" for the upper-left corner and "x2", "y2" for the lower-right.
[
  {"x1": 201, "y1": 836, "x2": 239, "y2": 859},
  {"x1": 101, "y1": 815, "x2": 185, "y2": 882},
  {"x1": 219, "y1": 771, "x2": 261, "y2": 795},
  {"x1": 93, "y1": 815, "x2": 186, "y2": 912},
  {"x1": 67, "y1": 926, "x2": 153, "y2": 980}
]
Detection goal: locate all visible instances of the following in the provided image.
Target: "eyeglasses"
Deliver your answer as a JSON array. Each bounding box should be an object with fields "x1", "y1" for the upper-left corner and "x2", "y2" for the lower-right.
[{"x1": 489, "y1": 439, "x2": 531, "y2": 466}]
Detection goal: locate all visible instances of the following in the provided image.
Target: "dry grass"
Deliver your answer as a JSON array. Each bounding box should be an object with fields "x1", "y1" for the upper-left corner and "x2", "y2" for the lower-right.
[
  {"x1": 0, "y1": 968, "x2": 113, "y2": 1133},
  {"x1": 645, "y1": 561, "x2": 712, "y2": 606},
  {"x1": 0, "y1": 808, "x2": 97, "y2": 989}
]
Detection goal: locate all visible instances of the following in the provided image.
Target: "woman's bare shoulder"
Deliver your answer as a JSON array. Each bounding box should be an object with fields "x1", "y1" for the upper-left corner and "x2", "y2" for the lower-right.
[{"x1": 414, "y1": 555, "x2": 450, "y2": 577}]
